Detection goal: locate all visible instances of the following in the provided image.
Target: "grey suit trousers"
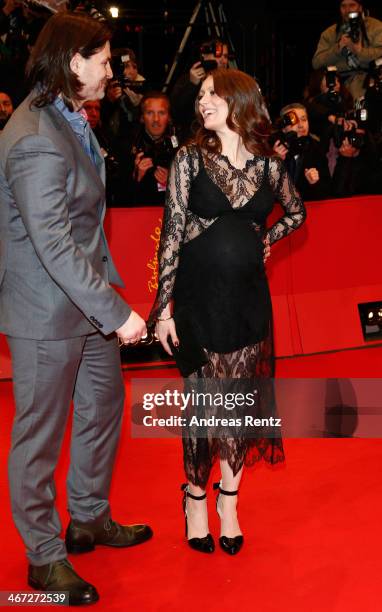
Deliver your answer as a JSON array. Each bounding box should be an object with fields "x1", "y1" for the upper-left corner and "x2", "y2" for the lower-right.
[{"x1": 7, "y1": 331, "x2": 124, "y2": 566}]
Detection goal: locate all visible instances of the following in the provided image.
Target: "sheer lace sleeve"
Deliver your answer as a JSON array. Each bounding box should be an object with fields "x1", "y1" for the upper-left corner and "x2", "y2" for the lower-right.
[
  {"x1": 266, "y1": 157, "x2": 306, "y2": 245},
  {"x1": 149, "y1": 146, "x2": 194, "y2": 322}
]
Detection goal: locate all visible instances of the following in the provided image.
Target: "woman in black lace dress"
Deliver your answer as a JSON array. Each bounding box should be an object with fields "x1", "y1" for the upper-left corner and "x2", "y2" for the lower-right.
[{"x1": 150, "y1": 69, "x2": 306, "y2": 555}]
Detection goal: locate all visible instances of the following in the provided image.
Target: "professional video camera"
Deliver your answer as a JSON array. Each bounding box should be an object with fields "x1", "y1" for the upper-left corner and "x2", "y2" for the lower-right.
[{"x1": 111, "y1": 53, "x2": 146, "y2": 93}]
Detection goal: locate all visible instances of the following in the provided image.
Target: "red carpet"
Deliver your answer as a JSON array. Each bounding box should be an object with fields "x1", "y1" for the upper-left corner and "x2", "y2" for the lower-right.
[{"x1": 1, "y1": 349, "x2": 382, "y2": 611}]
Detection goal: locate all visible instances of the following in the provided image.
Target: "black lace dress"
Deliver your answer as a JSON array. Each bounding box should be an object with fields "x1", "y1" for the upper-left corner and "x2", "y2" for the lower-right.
[{"x1": 150, "y1": 145, "x2": 306, "y2": 487}]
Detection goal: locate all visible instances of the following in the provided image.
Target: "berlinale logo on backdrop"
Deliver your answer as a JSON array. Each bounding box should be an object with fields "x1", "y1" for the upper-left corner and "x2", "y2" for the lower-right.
[{"x1": 147, "y1": 217, "x2": 162, "y2": 294}]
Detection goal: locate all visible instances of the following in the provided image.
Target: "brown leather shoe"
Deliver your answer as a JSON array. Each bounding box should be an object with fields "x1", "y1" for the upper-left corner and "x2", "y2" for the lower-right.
[
  {"x1": 28, "y1": 559, "x2": 99, "y2": 606},
  {"x1": 65, "y1": 518, "x2": 153, "y2": 554}
]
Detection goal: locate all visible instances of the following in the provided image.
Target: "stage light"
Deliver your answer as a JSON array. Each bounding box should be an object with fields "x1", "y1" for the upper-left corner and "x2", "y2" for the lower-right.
[
  {"x1": 358, "y1": 301, "x2": 382, "y2": 341},
  {"x1": 109, "y1": 6, "x2": 119, "y2": 18}
]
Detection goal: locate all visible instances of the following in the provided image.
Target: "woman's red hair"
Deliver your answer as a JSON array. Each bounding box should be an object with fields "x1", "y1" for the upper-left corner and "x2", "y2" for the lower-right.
[{"x1": 192, "y1": 68, "x2": 273, "y2": 156}]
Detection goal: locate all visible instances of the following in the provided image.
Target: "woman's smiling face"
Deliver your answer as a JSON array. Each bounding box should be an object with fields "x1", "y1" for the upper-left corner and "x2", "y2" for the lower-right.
[{"x1": 198, "y1": 75, "x2": 229, "y2": 132}]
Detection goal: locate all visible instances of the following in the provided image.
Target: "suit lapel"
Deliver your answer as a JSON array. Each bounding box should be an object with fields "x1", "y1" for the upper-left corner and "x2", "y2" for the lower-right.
[{"x1": 45, "y1": 104, "x2": 105, "y2": 195}]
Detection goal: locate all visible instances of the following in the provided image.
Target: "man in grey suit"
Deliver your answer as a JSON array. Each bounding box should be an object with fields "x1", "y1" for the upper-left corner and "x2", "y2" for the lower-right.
[{"x1": 0, "y1": 12, "x2": 152, "y2": 606}]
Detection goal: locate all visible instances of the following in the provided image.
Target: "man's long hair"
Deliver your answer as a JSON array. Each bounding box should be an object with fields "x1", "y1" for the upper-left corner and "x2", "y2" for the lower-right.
[
  {"x1": 192, "y1": 69, "x2": 273, "y2": 157},
  {"x1": 26, "y1": 12, "x2": 111, "y2": 110}
]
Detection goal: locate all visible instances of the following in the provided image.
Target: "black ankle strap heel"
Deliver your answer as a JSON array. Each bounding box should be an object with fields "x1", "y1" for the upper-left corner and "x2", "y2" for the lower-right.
[
  {"x1": 213, "y1": 482, "x2": 239, "y2": 496},
  {"x1": 181, "y1": 483, "x2": 215, "y2": 554},
  {"x1": 213, "y1": 481, "x2": 243, "y2": 556}
]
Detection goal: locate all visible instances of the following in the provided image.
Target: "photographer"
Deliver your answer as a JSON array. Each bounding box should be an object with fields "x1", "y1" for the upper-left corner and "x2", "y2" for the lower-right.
[
  {"x1": 272, "y1": 103, "x2": 332, "y2": 201},
  {"x1": 121, "y1": 92, "x2": 178, "y2": 206},
  {"x1": 306, "y1": 66, "x2": 380, "y2": 196},
  {"x1": 362, "y1": 57, "x2": 382, "y2": 134},
  {"x1": 304, "y1": 67, "x2": 354, "y2": 151},
  {"x1": 330, "y1": 128, "x2": 376, "y2": 196},
  {"x1": 170, "y1": 38, "x2": 230, "y2": 142},
  {"x1": 312, "y1": 0, "x2": 382, "y2": 100},
  {"x1": 101, "y1": 47, "x2": 151, "y2": 144}
]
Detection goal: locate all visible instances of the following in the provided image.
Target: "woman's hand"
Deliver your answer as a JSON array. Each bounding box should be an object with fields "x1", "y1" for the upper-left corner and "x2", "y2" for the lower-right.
[{"x1": 155, "y1": 317, "x2": 179, "y2": 356}]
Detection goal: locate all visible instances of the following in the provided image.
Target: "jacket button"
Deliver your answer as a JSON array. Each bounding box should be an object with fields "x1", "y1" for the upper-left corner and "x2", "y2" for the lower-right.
[{"x1": 102, "y1": 256, "x2": 108, "y2": 262}]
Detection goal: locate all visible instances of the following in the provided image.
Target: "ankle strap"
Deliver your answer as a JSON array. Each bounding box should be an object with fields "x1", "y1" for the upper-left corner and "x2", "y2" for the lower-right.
[
  {"x1": 181, "y1": 483, "x2": 206, "y2": 501},
  {"x1": 213, "y1": 482, "x2": 238, "y2": 496}
]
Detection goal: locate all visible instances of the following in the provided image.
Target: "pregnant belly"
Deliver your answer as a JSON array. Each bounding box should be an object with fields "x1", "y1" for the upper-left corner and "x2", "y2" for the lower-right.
[
  {"x1": 181, "y1": 216, "x2": 264, "y2": 279},
  {"x1": 174, "y1": 216, "x2": 271, "y2": 352}
]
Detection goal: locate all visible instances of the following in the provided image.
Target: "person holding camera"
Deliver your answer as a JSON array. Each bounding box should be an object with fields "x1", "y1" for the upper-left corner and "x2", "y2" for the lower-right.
[
  {"x1": 304, "y1": 68, "x2": 379, "y2": 196},
  {"x1": 272, "y1": 103, "x2": 332, "y2": 201},
  {"x1": 330, "y1": 129, "x2": 374, "y2": 196},
  {"x1": 121, "y1": 92, "x2": 178, "y2": 206},
  {"x1": 304, "y1": 67, "x2": 355, "y2": 151},
  {"x1": 101, "y1": 47, "x2": 151, "y2": 145},
  {"x1": 170, "y1": 38, "x2": 230, "y2": 143},
  {"x1": 312, "y1": 0, "x2": 382, "y2": 101}
]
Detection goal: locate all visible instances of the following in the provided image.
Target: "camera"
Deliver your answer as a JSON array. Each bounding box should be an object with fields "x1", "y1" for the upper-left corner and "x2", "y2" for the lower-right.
[
  {"x1": 348, "y1": 12, "x2": 361, "y2": 43},
  {"x1": 269, "y1": 110, "x2": 299, "y2": 146},
  {"x1": 199, "y1": 40, "x2": 223, "y2": 71},
  {"x1": 368, "y1": 57, "x2": 382, "y2": 92},
  {"x1": 353, "y1": 98, "x2": 368, "y2": 124},
  {"x1": 200, "y1": 59, "x2": 218, "y2": 72},
  {"x1": 362, "y1": 59, "x2": 382, "y2": 133},
  {"x1": 269, "y1": 111, "x2": 308, "y2": 156},
  {"x1": 333, "y1": 120, "x2": 365, "y2": 149},
  {"x1": 325, "y1": 65, "x2": 341, "y2": 104},
  {"x1": 133, "y1": 136, "x2": 175, "y2": 171},
  {"x1": 279, "y1": 110, "x2": 299, "y2": 130},
  {"x1": 111, "y1": 53, "x2": 145, "y2": 93},
  {"x1": 200, "y1": 41, "x2": 223, "y2": 57}
]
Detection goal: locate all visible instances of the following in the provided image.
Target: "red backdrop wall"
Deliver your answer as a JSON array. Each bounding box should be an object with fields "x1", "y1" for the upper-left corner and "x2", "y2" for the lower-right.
[{"x1": 1, "y1": 195, "x2": 381, "y2": 378}]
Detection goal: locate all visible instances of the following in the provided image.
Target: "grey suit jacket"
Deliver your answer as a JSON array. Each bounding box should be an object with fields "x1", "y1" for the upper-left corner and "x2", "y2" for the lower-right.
[{"x1": 0, "y1": 92, "x2": 131, "y2": 339}]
